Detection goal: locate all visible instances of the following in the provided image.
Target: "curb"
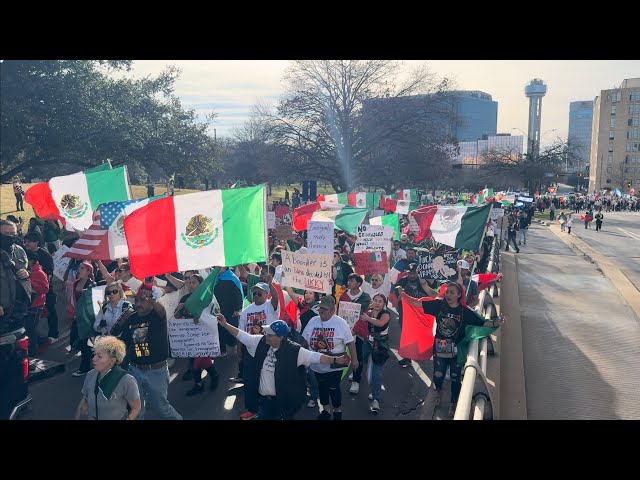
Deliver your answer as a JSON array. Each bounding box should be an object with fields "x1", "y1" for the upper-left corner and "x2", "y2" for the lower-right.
[{"x1": 545, "y1": 223, "x2": 640, "y2": 321}]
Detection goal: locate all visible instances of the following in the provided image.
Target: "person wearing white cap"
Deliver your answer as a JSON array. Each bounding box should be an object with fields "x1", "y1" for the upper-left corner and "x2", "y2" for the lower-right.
[{"x1": 216, "y1": 316, "x2": 350, "y2": 420}]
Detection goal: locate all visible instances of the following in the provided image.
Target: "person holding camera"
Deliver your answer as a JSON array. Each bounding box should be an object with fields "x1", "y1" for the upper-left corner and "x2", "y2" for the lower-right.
[
  {"x1": 217, "y1": 315, "x2": 350, "y2": 420},
  {"x1": 75, "y1": 336, "x2": 141, "y2": 420}
]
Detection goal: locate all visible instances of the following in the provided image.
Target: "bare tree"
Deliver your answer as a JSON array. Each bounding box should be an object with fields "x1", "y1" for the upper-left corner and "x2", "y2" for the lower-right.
[{"x1": 255, "y1": 61, "x2": 454, "y2": 192}]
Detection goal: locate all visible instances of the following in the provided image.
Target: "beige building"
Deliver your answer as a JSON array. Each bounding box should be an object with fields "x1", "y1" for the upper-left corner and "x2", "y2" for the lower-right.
[{"x1": 589, "y1": 78, "x2": 640, "y2": 193}]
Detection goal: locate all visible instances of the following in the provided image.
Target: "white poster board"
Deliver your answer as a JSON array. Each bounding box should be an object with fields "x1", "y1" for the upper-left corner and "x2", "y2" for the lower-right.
[
  {"x1": 354, "y1": 224, "x2": 394, "y2": 256},
  {"x1": 267, "y1": 211, "x2": 276, "y2": 229},
  {"x1": 168, "y1": 317, "x2": 220, "y2": 358},
  {"x1": 52, "y1": 246, "x2": 71, "y2": 280},
  {"x1": 281, "y1": 251, "x2": 333, "y2": 294},
  {"x1": 490, "y1": 207, "x2": 504, "y2": 220},
  {"x1": 307, "y1": 220, "x2": 335, "y2": 254},
  {"x1": 157, "y1": 289, "x2": 182, "y2": 321},
  {"x1": 338, "y1": 301, "x2": 361, "y2": 328}
]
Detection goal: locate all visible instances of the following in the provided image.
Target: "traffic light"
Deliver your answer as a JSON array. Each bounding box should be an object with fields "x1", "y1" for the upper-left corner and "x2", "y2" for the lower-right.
[{"x1": 627, "y1": 181, "x2": 632, "y2": 188}]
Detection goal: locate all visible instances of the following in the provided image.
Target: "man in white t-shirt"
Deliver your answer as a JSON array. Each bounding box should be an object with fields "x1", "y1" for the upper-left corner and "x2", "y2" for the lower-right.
[
  {"x1": 233, "y1": 280, "x2": 280, "y2": 420},
  {"x1": 216, "y1": 316, "x2": 350, "y2": 419},
  {"x1": 302, "y1": 295, "x2": 358, "y2": 420},
  {"x1": 271, "y1": 253, "x2": 283, "y2": 283}
]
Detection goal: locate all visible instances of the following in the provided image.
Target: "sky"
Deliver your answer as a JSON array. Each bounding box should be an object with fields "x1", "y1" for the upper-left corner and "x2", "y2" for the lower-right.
[{"x1": 127, "y1": 60, "x2": 640, "y2": 145}]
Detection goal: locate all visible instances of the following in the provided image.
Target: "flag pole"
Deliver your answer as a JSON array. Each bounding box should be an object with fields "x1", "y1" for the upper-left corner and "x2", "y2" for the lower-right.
[
  {"x1": 123, "y1": 165, "x2": 134, "y2": 200},
  {"x1": 465, "y1": 202, "x2": 493, "y2": 305}
]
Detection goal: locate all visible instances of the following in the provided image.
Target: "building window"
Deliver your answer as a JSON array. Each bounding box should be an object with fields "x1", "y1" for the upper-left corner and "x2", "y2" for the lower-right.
[
  {"x1": 630, "y1": 118, "x2": 634, "y2": 127},
  {"x1": 610, "y1": 118, "x2": 616, "y2": 128},
  {"x1": 608, "y1": 154, "x2": 613, "y2": 163},
  {"x1": 635, "y1": 118, "x2": 640, "y2": 127},
  {"x1": 631, "y1": 91, "x2": 640, "y2": 101},
  {"x1": 606, "y1": 178, "x2": 611, "y2": 183},
  {"x1": 610, "y1": 130, "x2": 615, "y2": 140},
  {"x1": 611, "y1": 104, "x2": 617, "y2": 115},
  {"x1": 627, "y1": 142, "x2": 633, "y2": 152},
  {"x1": 609, "y1": 142, "x2": 614, "y2": 152},
  {"x1": 606, "y1": 167, "x2": 612, "y2": 174}
]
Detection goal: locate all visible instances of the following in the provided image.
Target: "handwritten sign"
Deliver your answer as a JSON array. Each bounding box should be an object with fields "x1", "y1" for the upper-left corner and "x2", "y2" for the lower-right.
[
  {"x1": 157, "y1": 289, "x2": 182, "y2": 321},
  {"x1": 281, "y1": 251, "x2": 332, "y2": 294},
  {"x1": 354, "y1": 225, "x2": 394, "y2": 256},
  {"x1": 52, "y1": 246, "x2": 71, "y2": 280},
  {"x1": 275, "y1": 225, "x2": 295, "y2": 240},
  {"x1": 168, "y1": 317, "x2": 220, "y2": 358},
  {"x1": 490, "y1": 206, "x2": 504, "y2": 220},
  {"x1": 307, "y1": 221, "x2": 334, "y2": 254},
  {"x1": 338, "y1": 301, "x2": 361, "y2": 328},
  {"x1": 353, "y1": 251, "x2": 389, "y2": 275},
  {"x1": 267, "y1": 211, "x2": 276, "y2": 229},
  {"x1": 417, "y1": 251, "x2": 458, "y2": 280}
]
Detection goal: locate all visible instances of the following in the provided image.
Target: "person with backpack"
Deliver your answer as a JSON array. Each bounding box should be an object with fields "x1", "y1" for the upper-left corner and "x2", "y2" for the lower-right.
[{"x1": 594, "y1": 208, "x2": 604, "y2": 232}]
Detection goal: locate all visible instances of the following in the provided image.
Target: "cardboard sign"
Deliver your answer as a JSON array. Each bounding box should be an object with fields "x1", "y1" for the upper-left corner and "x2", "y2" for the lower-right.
[
  {"x1": 168, "y1": 317, "x2": 220, "y2": 358},
  {"x1": 267, "y1": 211, "x2": 276, "y2": 229},
  {"x1": 52, "y1": 246, "x2": 71, "y2": 280},
  {"x1": 490, "y1": 206, "x2": 504, "y2": 220},
  {"x1": 275, "y1": 225, "x2": 295, "y2": 240},
  {"x1": 307, "y1": 220, "x2": 335, "y2": 254},
  {"x1": 353, "y1": 251, "x2": 389, "y2": 275},
  {"x1": 417, "y1": 251, "x2": 458, "y2": 280},
  {"x1": 354, "y1": 224, "x2": 394, "y2": 256},
  {"x1": 281, "y1": 251, "x2": 332, "y2": 294},
  {"x1": 338, "y1": 301, "x2": 362, "y2": 328}
]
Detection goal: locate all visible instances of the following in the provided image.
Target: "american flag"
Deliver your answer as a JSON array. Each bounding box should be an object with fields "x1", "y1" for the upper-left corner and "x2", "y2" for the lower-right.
[{"x1": 64, "y1": 196, "x2": 162, "y2": 260}]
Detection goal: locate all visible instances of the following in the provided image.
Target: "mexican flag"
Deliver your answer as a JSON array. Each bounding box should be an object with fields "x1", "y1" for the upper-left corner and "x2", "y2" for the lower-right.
[
  {"x1": 74, "y1": 285, "x2": 107, "y2": 345},
  {"x1": 185, "y1": 267, "x2": 220, "y2": 318},
  {"x1": 25, "y1": 166, "x2": 131, "y2": 232},
  {"x1": 369, "y1": 213, "x2": 400, "y2": 240},
  {"x1": 407, "y1": 204, "x2": 492, "y2": 250},
  {"x1": 83, "y1": 161, "x2": 112, "y2": 173},
  {"x1": 318, "y1": 192, "x2": 381, "y2": 211},
  {"x1": 291, "y1": 202, "x2": 367, "y2": 235},
  {"x1": 398, "y1": 296, "x2": 436, "y2": 361},
  {"x1": 477, "y1": 188, "x2": 494, "y2": 204},
  {"x1": 124, "y1": 185, "x2": 268, "y2": 278}
]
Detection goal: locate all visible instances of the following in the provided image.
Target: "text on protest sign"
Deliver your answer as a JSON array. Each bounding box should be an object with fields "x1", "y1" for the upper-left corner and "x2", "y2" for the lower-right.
[
  {"x1": 281, "y1": 251, "x2": 333, "y2": 294},
  {"x1": 52, "y1": 246, "x2": 71, "y2": 280},
  {"x1": 338, "y1": 301, "x2": 362, "y2": 328},
  {"x1": 417, "y1": 251, "x2": 458, "y2": 280},
  {"x1": 490, "y1": 206, "x2": 504, "y2": 220},
  {"x1": 168, "y1": 318, "x2": 220, "y2": 358},
  {"x1": 307, "y1": 220, "x2": 335, "y2": 254},
  {"x1": 354, "y1": 224, "x2": 394, "y2": 256},
  {"x1": 353, "y1": 251, "x2": 389, "y2": 275}
]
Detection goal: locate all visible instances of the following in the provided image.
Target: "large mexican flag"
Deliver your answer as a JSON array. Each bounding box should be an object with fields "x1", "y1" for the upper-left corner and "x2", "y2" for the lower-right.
[
  {"x1": 124, "y1": 185, "x2": 268, "y2": 278},
  {"x1": 407, "y1": 204, "x2": 492, "y2": 250},
  {"x1": 292, "y1": 202, "x2": 368, "y2": 235},
  {"x1": 24, "y1": 167, "x2": 130, "y2": 231}
]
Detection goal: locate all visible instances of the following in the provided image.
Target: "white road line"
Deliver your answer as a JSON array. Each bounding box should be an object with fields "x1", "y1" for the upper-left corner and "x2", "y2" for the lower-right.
[{"x1": 618, "y1": 228, "x2": 640, "y2": 241}]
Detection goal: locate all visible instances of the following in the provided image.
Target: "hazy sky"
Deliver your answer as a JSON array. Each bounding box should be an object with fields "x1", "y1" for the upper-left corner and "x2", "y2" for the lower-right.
[{"x1": 128, "y1": 60, "x2": 639, "y2": 145}]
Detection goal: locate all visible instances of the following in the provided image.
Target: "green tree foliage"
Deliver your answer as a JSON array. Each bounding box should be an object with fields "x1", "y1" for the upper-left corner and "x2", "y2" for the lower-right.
[{"x1": 1, "y1": 60, "x2": 221, "y2": 182}]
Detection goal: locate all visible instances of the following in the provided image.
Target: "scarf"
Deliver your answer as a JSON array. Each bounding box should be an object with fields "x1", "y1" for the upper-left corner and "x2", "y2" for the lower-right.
[
  {"x1": 216, "y1": 268, "x2": 244, "y2": 300},
  {"x1": 96, "y1": 365, "x2": 128, "y2": 400}
]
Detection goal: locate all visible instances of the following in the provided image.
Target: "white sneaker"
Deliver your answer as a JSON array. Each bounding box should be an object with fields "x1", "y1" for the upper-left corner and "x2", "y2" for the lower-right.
[
  {"x1": 167, "y1": 358, "x2": 176, "y2": 369},
  {"x1": 48, "y1": 337, "x2": 59, "y2": 344},
  {"x1": 368, "y1": 393, "x2": 373, "y2": 401},
  {"x1": 349, "y1": 381, "x2": 359, "y2": 394},
  {"x1": 370, "y1": 399, "x2": 380, "y2": 413},
  {"x1": 348, "y1": 373, "x2": 353, "y2": 381},
  {"x1": 306, "y1": 399, "x2": 317, "y2": 408}
]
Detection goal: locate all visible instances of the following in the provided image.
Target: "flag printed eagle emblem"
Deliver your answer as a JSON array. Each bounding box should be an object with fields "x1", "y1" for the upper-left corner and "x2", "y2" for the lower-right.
[
  {"x1": 181, "y1": 214, "x2": 218, "y2": 249},
  {"x1": 59, "y1": 194, "x2": 88, "y2": 219},
  {"x1": 440, "y1": 208, "x2": 461, "y2": 232}
]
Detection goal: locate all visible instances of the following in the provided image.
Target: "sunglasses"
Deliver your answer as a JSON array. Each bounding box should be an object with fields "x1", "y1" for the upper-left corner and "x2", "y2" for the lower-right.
[
  {"x1": 106, "y1": 290, "x2": 119, "y2": 296},
  {"x1": 253, "y1": 291, "x2": 264, "y2": 297},
  {"x1": 114, "y1": 269, "x2": 123, "y2": 273}
]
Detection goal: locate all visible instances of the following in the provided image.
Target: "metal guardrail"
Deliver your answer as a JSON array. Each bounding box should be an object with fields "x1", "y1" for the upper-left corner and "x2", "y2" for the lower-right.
[{"x1": 453, "y1": 226, "x2": 501, "y2": 420}]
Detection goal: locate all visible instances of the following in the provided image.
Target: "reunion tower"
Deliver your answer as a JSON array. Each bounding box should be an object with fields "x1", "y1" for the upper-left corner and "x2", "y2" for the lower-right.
[{"x1": 525, "y1": 78, "x2": 547, "y2": 157}]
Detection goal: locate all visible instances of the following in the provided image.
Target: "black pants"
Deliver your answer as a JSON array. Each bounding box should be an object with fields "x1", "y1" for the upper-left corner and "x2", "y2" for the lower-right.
[
  {"x1": 315, "y1": 370, "x2": 343, "y2": 408},
  {"x1": 69, "y1": 320, "x2": 92, "y2": 372},
  {"x1": 352, "y1": 337, "x2": 365, "y2": 383},
  {"x1": 595, "y1": 220, "x2": 602, "y2": 231},
  {"x1": 45, "y1": 292, "x2": 59, "y2": 338},
  {"x1": 505, "y1": 233, "x2": 519, "y2": 252},
  {"x1": 15, "y1": 195, "x2": 23, "y2": 211}
]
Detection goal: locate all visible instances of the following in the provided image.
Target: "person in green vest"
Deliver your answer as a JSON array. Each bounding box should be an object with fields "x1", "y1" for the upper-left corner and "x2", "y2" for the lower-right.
[{"x1": 594, "y1": 208, "x2": 604, "y2": 232}]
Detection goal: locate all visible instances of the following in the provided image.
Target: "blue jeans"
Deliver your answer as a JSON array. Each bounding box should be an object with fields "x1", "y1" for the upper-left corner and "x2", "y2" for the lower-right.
[
  {"x1": 433, "y1": 356, "x2": 462, "y2": 404},
  {"x1": 353, "y1": 340, "x2": 385, "y2": 401},
  {"x1": 129, "y1": 365, "x2": 182, "y2": 420},
  {"x1": 307, "y1": 367, "x2": 319, "y2": 400}
]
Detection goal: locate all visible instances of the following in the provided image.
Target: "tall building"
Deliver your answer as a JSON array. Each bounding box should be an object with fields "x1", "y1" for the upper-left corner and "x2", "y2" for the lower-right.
[
  {"x1": 589, "y1": 78, "x2": 640, "y2": 193},
  {"x1": 567, "y1": 101, "x2": 594, "y2": 173},
  {"x1": 525, "y1": 79, "x2": 547, "y2": 157},
  {"x1": 452, "y1": 134, "x2": 523, "y2": 168},
  {"x1": 450, "y1": 91, "x2": 498, "y2": 142}
]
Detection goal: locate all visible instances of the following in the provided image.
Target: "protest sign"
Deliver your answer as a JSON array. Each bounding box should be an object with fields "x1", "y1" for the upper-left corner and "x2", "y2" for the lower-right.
[
  {"x1": 168, "y1": 317, "x2": 220, "y2": 358},
  {"x1": 307, "y1": 220, "x2": 335, "y2": 254},
  {"x1": 354, "y1": 224, "x2": 394, "y2": 256},
  {"x1": 275, "y1": 225, "x2": 295, "y2": 240},
  {"x1": 52, "y1": 246, "x2": 71, "y2": 280},
  {"x1": 353, "y1": 251, "x2": 389, "y2": 275},
  {"x1": 338, "y1": 301, "x2": 362, "y2": 328},
  {"x1": 490, "y1": 206, "x2": 504, "y2": 220},
  {"x1": 417, "y1": 251, "x2": 458, "y2": 280},
  {"x1": 275, "y1": 205, "x2": 290, "y2": 219},
  {"x1": 267, "y1": 211, "x2": 276, "y2": 229},
  {"x1": 281, "y1": 251, "x2": 332, "y2": 294}
]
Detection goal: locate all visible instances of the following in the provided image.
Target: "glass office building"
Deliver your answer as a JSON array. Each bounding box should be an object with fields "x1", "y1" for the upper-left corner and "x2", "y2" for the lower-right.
[
  {"x1": 451, "y1": 91, "x2": 498, "y2": 142},
  {"x1": 568, "y1": 101, "x2": 594, "y2": 173}
]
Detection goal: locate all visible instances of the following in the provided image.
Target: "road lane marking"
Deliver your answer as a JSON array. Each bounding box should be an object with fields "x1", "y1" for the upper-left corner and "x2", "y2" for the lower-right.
[{"x1": 618, "y1": 228, "x2": 640, "y2": 241}]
